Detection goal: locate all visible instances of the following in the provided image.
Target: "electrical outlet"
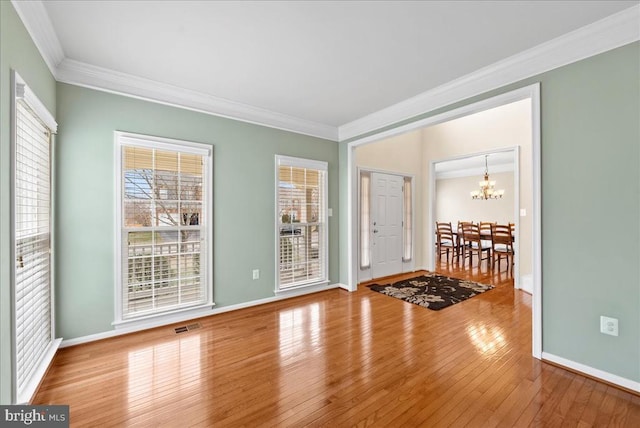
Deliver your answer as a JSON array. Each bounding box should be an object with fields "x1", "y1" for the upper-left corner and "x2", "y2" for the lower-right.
[
  {"x1": 252, "y1": 269, "x2": 260, "y2": 280},
  {"x1": 600, "y1": 316, "x2": 618, "y2": 336}
]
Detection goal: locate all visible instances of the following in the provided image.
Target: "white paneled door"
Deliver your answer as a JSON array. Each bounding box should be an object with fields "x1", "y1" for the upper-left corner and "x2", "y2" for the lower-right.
[{"x1": 371, "y1": 172, "x2": 404, "y2": 279}]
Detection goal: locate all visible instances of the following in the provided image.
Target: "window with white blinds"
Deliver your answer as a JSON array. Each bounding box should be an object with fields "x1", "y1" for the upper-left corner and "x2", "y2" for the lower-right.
[
  {"x1": 116, "y1": 133, "x2": 212, "y2": 321},
  {"x1": 403, "y1": 177, "x2": 413, "y2": 262},
  {"x1": 276, "y1": 155, "x2": 328, "y2": 290},
  {"x1": 359, "y1": 171, "x2": 371, "y2": 269},
  {"x1": 13, "y1": 76, "x2": 57, "y2": 404}
]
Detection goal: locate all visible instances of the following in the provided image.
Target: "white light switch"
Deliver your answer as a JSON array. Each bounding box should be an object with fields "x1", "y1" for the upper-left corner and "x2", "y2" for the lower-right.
[
  {"x1": 252, "y1": 269, "x2": 260, "y2": 280},
  {"x1": 520, "y1": 209, "x2": 527, "y2": 217},
  {"x1": 328, "y1": 208, "x2": 333, "y2": 217}
]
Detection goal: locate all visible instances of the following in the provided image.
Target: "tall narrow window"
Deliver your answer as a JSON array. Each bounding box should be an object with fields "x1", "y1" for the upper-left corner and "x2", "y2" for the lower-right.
[
  {"x1": 13, "y1": 72, "x2": 59, "y2": 404},
  {"x1": 116, "y1": 133, "x2": 212, "y2": 321},
  {"x1": 403, "y1": 177, "x2": 413, "y2": 262},
  {"x1": 359, "y1": 171, "x2": 371, "y2": 269},
  {"x1": 276, "y1": 155, "x2": 328, "y2": 290}
]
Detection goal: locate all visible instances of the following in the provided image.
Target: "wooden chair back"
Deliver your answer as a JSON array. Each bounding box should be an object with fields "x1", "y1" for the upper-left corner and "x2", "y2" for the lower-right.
[
  {"x1": 479, "y1": 221, "x2": 495, "y2": 235},
  {"x1": 436, "y1": 221, "x2": 457, "y2": 262},
  {"x1": 491, "y1": 224, "x2": 514, "y2": 248},
  {"x1": 461, "y1": 222, "x2": 481, "y2": 244},
  {"x1": 436, "y1": 222, "x2": 454, "y2": 245},
  {"x1": 461, "y1": 222, "x2": 491, "y2": 267},
  {"x1": 457, "y1": 221, "x2": 473, "y2": 235},
  {"x1": 491, "y1": 223, "x2": 514, "y2": 271}
]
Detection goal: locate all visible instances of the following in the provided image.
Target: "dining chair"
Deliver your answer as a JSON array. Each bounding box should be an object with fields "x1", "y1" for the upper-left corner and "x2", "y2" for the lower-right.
[
  {"x1": 457, "y1": 221, "x2": 473, "y2": 258},
  {"x1": 461, "y1": 223, "x2": 491, "y2": 268},
  {"x1": 435, "y1": 222, "x2": 457, "y2": 263},
  {"x1": 479, "y1": 221, "x2": 496, "y2": 248},
  {"x1": 491, "y1": 223, "x2": 515, "y2": 272}
]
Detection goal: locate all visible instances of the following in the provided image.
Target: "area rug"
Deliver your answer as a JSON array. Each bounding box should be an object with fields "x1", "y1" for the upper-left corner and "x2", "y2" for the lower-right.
[{"x1": 367, "y1": 273, "x2": 494, "y2": 311}]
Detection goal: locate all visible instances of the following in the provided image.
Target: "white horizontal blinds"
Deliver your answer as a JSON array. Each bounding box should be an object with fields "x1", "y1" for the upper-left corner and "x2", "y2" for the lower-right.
[
  {"x1": 14, "y1": 99, "x2": 52, "y2": 393},
  {"x1": 360, "y1": 172, "x2": 371, "y2": 269},
  {"x1": 277, "y1": 157, "x2": 327, "y2": 289},
  {"x1": 403, "y1": 177, "x2": 412, "y2": 262},
  {"x1": 122, "y1": 145, "x2": 206, "y2": 318}
]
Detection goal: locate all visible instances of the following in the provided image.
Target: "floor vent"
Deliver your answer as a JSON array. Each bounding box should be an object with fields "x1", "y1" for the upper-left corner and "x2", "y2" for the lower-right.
[
  {"x1": 174, "y1": 323, "x2": 201, "y2": 334},
  {"x1": 186, "y1": 323, "x2": 201, "y2": 330}
]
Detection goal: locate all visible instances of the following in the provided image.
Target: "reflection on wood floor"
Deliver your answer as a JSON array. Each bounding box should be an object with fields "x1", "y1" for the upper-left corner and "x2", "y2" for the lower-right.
[{"x1": 34, "y1": 264, "x2": 639, "y2": 426}]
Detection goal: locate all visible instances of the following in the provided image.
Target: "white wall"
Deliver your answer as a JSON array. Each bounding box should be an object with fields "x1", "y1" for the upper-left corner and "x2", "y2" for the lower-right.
[{"x1": 436, "y1": 171, "x2": 514, "y2": 226}]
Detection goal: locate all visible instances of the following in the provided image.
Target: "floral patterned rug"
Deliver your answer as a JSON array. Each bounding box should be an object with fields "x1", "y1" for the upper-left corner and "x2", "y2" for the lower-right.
[{"x1": 367, "y1": 273, "x2": 494, "y2": 311}]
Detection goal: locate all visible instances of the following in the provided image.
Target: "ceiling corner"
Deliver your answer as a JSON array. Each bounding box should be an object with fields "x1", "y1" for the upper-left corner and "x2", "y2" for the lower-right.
[{"x1": 11, "y1": 0, "x2": 65, "y2": 77}]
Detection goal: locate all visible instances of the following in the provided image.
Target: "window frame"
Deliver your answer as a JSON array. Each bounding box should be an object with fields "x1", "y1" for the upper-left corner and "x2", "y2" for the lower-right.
[
  {"x1": 114, "y1": 131, "x2": 213, "y2": 325},
  {"x1": 274, "y1": 155, "x2": 329, "y2": 292}
]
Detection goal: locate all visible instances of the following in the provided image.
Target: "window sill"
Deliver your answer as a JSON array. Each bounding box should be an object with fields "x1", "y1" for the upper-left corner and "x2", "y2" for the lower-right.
[
  {"x1": 274, "y1": 280, "x2": 332, "y2": 296},
  {"x1": 112, "y1": 303, "x2": 215, "y2": 331}
]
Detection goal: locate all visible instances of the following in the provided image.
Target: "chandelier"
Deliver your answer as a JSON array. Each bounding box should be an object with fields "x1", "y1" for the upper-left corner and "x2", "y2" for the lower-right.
[{"x1": 471, "y1": 155, "x2": 504, "y2": 200}]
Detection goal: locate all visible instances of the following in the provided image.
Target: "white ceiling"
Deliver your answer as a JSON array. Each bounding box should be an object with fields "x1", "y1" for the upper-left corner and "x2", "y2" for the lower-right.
[{"x1": 13, "y1": 1, "x2": 640, "y2": 139}]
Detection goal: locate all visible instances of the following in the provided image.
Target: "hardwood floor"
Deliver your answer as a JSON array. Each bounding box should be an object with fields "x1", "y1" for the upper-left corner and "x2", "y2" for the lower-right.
[{"x1": 34, "y1": 262, "x2": 639, "y2": 427}]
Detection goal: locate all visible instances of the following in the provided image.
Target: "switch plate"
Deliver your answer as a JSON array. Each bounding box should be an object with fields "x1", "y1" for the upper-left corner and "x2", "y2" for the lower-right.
[
  {"x1": 252, "y1": 269, "x2": 260, "y2": 280},
  {"x1": 328, "y1": 208, "x2": 333, "y2": 217},
  {"x1": 520, "y1": 208, "x2": 527, "y2": 217},
  {"x1": 600, "y1": 316, "x2": 618, "y2": 336}
]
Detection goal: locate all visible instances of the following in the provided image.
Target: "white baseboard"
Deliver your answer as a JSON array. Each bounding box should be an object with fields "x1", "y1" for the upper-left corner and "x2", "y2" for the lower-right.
[
  {"x1": 541, "y1": 351, "x2": 640, "y2": 393},
  {"x1": 520, "y1": 274, "x2": 533, "y2": 294},
  {"x1": 60, "y1": 283, "x2": 341, "y2": 348},
  {"x1": 19, "y1": 338, "x2": 62, "y2": 404}
]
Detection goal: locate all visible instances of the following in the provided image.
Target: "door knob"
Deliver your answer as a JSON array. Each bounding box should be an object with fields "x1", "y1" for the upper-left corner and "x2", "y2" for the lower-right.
[{"x1": 373, "y1": 229, "x2": 379, "y2": 233}]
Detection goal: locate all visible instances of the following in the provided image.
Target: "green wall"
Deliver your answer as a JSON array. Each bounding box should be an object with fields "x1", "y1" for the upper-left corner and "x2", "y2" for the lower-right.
[
  {"x1": 2, "y1": 0, "x2": 638, "y2": 404},
  {"x1": 540, "y1": 43, "x2": 639, "y2": 382},
  {"x1": 340, "y1": 42, "x2": 640, "y2": 382},
  {"x1": 0, "y1": 1, "x2": 57, "y2": 404},
  {"x1": 55, "y1": 83, "x2": 339, "y2": 340}
]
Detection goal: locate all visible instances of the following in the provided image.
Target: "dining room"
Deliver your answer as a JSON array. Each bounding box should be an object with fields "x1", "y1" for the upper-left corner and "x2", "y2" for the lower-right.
[{"x1": 433, "y1": 152, "x2": 517, "y2": 276}]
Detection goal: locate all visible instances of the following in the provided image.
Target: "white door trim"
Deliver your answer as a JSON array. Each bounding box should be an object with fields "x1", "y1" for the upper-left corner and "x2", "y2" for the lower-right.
[
  {"x1": 346, "y1": 83, "x2": 542, "y2": 359},
  {"x1": 357, "y1": 167, "x2": 416, "y2": 282}
]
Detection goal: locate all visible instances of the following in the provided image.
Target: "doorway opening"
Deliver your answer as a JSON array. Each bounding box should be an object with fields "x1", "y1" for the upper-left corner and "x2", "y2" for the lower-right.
[
  {"x1": 348, "y1": 84, "x2": 541, "y2": 358},
  {"x1": 430, "y1": 147, "x2": 528, "y2": 291}
]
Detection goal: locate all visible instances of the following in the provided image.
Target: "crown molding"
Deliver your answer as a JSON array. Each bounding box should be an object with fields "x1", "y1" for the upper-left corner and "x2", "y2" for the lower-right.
[
  {"x1": 56, "y1": 59, "x2": 338, "y2": 140},
  {"x1": 10, "y1": 0, "x2": 64, "y2": 76},
  {"x1": 11, "y1": 0, "x2": 337, "y2": 140},
  {"x1": 339, "y1": 4, "x2": 640, "y2": 141},
  {"x1": 12, "y1": 0, "x2": 638, "y2": 143}
]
